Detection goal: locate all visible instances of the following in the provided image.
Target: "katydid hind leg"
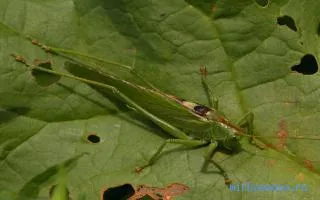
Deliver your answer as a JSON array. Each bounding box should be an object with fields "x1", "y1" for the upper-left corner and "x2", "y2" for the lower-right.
[{"x1": 136, "y1": 139, "x2": 208, "y2": 172}]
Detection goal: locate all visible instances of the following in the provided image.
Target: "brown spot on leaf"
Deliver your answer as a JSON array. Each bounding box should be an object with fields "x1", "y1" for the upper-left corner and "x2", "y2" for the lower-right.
[
  {"x1": 129, "y1": 183, "x2": 190, "y2": 200},
  {"x1": 303, "y1": 159, "x2": 314, "y2": 172},
  {"x1": 265, "y1": 159, "x2": 277, "y2": 167},
  {"x1": 275, "y1": 120, "x2": 288, "y2": 151},
  {"x1": 164, "y1": 183, "x2": 190, "y2": 197},
  {"x1": 264, "y1": 143, "x2": 275, "y2": 149}
]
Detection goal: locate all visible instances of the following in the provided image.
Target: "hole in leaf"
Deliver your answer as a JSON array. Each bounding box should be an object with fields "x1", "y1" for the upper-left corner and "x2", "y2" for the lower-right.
[
  {"x1": 101, "y1": 184, "x2": 135, "y2": 200},
  {"x1": 254, "y1": 0, "x2": 269, "y2": 7},
  {"x1": 31, "y1": 59, "x2": 60, "y2": 86},
  {"x1": 87, "y1": 134, "x2": 100, "y2": 143},
  {"x1": 49, "y1": 184, "x2": 70, "y2": 200},
  {"x1": 277, "y1": 15, "x2": 297, "y2": 32},
  {"x1": 160, "y1": 13, "x2": 166, "y2": 17},
  {"x1": 129, "y1": 183, "x2": 190, "y2": 199},
  {"x1": 291, "y1": 54, "x2": 318, "y2": 75}
]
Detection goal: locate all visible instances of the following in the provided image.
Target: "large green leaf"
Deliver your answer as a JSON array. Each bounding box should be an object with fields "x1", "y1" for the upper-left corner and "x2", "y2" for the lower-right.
[{"x1": 1, "y1": 0, "x2": 320, "y2": 199}]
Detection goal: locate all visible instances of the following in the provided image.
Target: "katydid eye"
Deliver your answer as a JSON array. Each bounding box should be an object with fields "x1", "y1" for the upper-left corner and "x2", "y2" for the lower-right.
[{"x1": 194, "y1": 105, "x2": 210, "y2": 116}]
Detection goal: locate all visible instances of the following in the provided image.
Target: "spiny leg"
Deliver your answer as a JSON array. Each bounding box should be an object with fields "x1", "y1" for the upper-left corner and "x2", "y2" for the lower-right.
[
  {"x1": 236, "y1": 112, "x2": 254, "y2": 135},
  {"x1": 199, "y1": 66, "x2": 218, "y2": 109},
  {"x1": 201, "y1": 141, "x2": 231, "y2": 185},
  {"x1": 212, "y1": 98, "x2": 219, "y2": 110},
  {"x1": 236, "y1": 112, "x2": 265, "y2": 149}
]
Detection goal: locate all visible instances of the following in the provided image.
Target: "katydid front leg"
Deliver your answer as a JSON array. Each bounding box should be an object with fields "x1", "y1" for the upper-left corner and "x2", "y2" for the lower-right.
[
  {"x1": 236, "y1": 112, "x2": 266, "y2": 149},
  {"x1": 201, "y1": 142, "x2": 231, "y2": 185},
  {"x1": 200, "y1": 69, "x2": 262, "y2": 149},
  {"x1": 236, "y1": 112, "x2": 254, "y2": 135},
  {"x1": 199, "y1": 67, "x2": 231, "y2": 183},
  {"x1": 200, "y1": 66, "x2": 217, "y2": 109}
]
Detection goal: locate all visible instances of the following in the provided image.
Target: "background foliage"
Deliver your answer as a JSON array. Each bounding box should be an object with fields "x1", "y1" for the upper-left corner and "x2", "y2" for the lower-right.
[{"x1": 1, "y1": 0, "x2": 320, "y2": 199}]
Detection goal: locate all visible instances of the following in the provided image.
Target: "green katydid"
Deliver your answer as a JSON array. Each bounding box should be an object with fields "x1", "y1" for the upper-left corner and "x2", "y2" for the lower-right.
[{"x1": 12, "y1": 39, "x2": 320, "y2": 185}]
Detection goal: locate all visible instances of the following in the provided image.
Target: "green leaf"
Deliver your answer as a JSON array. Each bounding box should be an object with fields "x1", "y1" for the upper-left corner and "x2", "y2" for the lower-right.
[{"x1": 1, "y1": 0, "x2": 320, "y2": 200}]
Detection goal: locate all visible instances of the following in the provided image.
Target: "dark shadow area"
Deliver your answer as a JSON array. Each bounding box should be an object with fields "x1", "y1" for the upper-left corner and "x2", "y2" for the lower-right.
[
  {"x1": 101, "y1": 184, "x2": 135, "y2": 200},
  {"x1": 317, "y1": 23, "x2": 320, "y2": 36},
  {"x1": 254, "y1": 0, "x2": 269, "y2": 7},
  {"x1": 0, "y1": 107, "x2": 30, "y2": 124},
  {"x1": 31, "y1": 60, "x2": 61, "y2": 87},
  {"x1": 218, "y1": 140, "x2": 242, "y2": 155},
  {"x1": 0, "y1": 108, "x2": 35, "y2": 161},
  {"x1": 56, "y1": 82, "x2": 120, "y2": 116},
  {"x1": 277, "y1": 15, "x2": 297, "y2": 32},
  {"x1": 291, "y1": 54, "x2": 318, "y2": 75},
  {"x1": 18, "y1": 153, "x2": 87, "y2": 199},
  {"x1": 64, "y1": 61, "x2": 128, "y2": 110}
]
